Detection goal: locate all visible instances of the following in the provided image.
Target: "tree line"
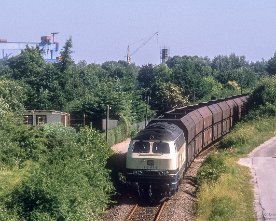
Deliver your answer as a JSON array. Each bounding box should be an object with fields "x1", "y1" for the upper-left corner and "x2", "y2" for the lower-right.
[{"x1": 1, "y1": 38, "x2": 276, "y2": 128}]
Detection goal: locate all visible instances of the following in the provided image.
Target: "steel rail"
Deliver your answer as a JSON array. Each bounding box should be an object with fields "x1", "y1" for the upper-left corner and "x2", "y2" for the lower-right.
[
  {"x1": 154, "y1": 201, "x2": 167, "y2": 221},
  {"x1": 125, "y1": 204, "x2": 138, "y2": 221}
]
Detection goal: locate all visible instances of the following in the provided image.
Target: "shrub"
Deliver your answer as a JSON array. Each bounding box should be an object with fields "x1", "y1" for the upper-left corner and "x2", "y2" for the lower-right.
[
  {"x1": 4, "y1": 126, "x2": 114, "y2": 220},
  {"x1": 197, "y1": 153, "x2": 227, "y2": 186},
  {"x1": 106, "y1": 116, "x2": 130, "y2": 146},
  {"x1": 0, "y1": 124, "x2": 49, "y2": 168},
  {"x1": 247, "y1": 76, "x2": 276, "y2": 112}
]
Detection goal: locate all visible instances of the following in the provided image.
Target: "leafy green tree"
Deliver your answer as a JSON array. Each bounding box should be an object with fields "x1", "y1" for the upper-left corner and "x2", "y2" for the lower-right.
[
  {"x1": 235, "y1": 67, "x2": 257, "y2": 93},
  {"x1": 266, "y1": 52, "x2": 276, "y2": 75},
  {"x1": 102, "y1": 60, "x2": 139, "y2": 80},
  {"x1": 8, "y1": 47, "x2": 46, "y2": 82},
  {"x1": 246, "y1": 76, "x2": 276, "y2": 117},
  {"x1": 0, "y1": 60, "x2": 13, "y2": 77},
  {"x1": 250, "y1": 60, "x2": 268, "y2": 77},
  {"x1": 167, "y1": 56, "x2": 212, "y2": 76},
  {"x1": 212, "y1": 54, "x2": 248, "y2": 73},
  {"x1": 169, "y1": 56, "x2": 207, "y2": 101},
  {"x1": 6, "y1": 47, "x2": 59, "y2": 110},
  {"x1": 212, "y1": 54, "x2": 249, "y2": 84},
  {"x1": 153, "y1": 64, "x2": 172, "y2": 84},
  {"x1": 150, "y1": 82, "x2": 188, "y2": 114},
  {"x1": 0, "y1": 79, "x2": 26, "y2": 114},
  {"x1": 247, "y1": 76, "x2": 276, "y2": 108},
  {"x1": 201, "y1": 76, "x2": 223, "y2": 100},
  {"x1": 57, "y1": 37, "x2": 74, "y2": 73},
  {"x1": 137, "y1": 64, "x2": 155, "y2": 91}
]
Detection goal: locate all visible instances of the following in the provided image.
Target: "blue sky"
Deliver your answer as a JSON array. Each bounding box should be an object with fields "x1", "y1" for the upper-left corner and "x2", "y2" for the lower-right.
[{"x1": 1, "y1": 0, "x2": 276, "y2": 65}]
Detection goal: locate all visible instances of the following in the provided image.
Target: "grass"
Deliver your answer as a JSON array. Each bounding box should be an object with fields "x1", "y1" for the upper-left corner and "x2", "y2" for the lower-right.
[
  {"x1": 197, "y1": 158, "x2": 255, "y2": 221},
  {"x1": 220, "y1": 116, "x2": 276, "y2": 155},
  {"x1": 0, "y1": 162, "x2": 35, "y2": 220},
  {"x1": 196, "y1": 116, "x2": 276, "y2": 221}
]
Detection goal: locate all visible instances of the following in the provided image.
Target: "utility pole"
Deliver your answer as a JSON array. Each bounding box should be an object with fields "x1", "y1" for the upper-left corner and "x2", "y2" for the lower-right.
[
  {"x1": 105, "y1": 105, "x2": 109, "y2": 142},
  {"x1": 51, "y1": 32, "x2": 59, "y2": 44},
  {"x1": 145, "y1": 96, "x2": 149, "y2": 127},
  {"x1": 83, "y1": 113, "x2": 86, "y2": 126},
  {"x1": 51, "y1": 32, "x2": 59, "y2": 59}
]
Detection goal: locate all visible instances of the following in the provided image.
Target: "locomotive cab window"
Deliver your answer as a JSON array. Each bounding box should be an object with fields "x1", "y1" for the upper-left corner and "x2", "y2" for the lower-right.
[
  {"x1": 175, "y1": 134, "x2": 185, "y2": 151},
  {"x1": 133, "y1": 141, "x2": 150, "y2": 153},
  {"x1": 152, "y1": 142, "x2": 170, "y2": 154}
]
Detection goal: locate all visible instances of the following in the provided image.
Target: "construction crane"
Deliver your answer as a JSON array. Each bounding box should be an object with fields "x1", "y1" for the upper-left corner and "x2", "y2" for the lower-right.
[{"x1": 127, "y1": 31, "x2": 158, "y2": 64}]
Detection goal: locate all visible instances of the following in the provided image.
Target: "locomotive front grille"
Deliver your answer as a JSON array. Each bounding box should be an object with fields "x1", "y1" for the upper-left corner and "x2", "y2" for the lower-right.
[{"x1": 147, "y1": 160, "x2": 154, "y2": 166}]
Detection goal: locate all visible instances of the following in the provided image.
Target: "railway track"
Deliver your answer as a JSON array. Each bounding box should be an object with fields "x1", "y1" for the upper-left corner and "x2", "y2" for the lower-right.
[
  {"x1": 125, "y1": 201, "x2": 167, "y2": 221},
  {"x1": 124, "y1": 144, "x2": 215, "y2": 221}
]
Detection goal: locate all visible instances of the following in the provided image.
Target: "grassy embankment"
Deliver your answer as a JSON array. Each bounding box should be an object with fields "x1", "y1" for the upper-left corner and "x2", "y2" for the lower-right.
[
  {"x1": 196, "y1": 115, "x2": 276, "y2": 221},
  {"x1": 0, "y1": 164, "x2": 32, "y2": 220}
]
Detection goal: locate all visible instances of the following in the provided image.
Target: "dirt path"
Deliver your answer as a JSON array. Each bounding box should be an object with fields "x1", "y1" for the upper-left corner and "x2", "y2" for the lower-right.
[{"x1": 111, "y1": 138, "x2": 131, "y2": 153}]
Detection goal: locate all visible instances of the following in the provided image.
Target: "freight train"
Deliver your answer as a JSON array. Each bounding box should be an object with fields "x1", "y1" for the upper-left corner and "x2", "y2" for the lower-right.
[{"x1": 126, "y1": 95, "x2": 248, "y2": 199}]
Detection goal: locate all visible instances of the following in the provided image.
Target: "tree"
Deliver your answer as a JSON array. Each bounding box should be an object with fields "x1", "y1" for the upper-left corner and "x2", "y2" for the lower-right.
[
  {"x1": 212, "y1": 54, "x2": 248, "y2": 73},
  {"x1": 0, "y1": 79, "x2": 26, "y2": 114},
  {"x1": 58, "y1": 37, "x2": 74, "y2": 73},
  {"x1": 0, "y1": 60, "x2": 13, "y2": 77},
  {"x1": 248, "y1": 76, "x2": 276, "y2": 107},
  {"x1": 170, "y1": 56, "x2": 206, "y2": 101},
  {"x1": 201, "y1": 76, "x2": 223, "y2": 100},
  {"x1": 266, "y1": 52, "x2": 276, "y2": 75},
  {"x1": 150, "y1": 82, "x2": 189, "y2": 114},
  {"x1": 137, "y1": 64, "x2": 155, "y2": 91},
  {"x1": 250, "y1": 60, "x2": 268, "y2": 77},
  {"x1": 212, "y1": 54, "x2": 249, "y2": 84},
  {"x1": 235, "y1": 67, "x2": 257, "y2": 93},
  {"x1": 8, "y1": 47, "x2": 46, "y2": 83}
]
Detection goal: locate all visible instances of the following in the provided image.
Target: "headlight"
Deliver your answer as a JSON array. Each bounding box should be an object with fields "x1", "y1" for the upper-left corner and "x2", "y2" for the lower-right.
[
  {"x1": 158, "y1": 171, "x2": 169, "y2": 175},
  {"x1": 133, "y1": 170, "x2": 143, "y2": 175}
]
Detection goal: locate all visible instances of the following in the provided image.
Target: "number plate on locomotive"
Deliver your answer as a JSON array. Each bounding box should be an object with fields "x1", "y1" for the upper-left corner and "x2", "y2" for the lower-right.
[{"x1": 147, "y1": 160, "x2": 154, "y2": 166}]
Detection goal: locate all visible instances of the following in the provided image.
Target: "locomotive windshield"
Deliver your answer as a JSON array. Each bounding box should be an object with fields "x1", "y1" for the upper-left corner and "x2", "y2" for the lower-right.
[
  {"x1": 133, "y1": 141, "x2": 150, "y2": 153},
  {"x1": 152, "y1": 142, "x2": 170, "y2": 154}
]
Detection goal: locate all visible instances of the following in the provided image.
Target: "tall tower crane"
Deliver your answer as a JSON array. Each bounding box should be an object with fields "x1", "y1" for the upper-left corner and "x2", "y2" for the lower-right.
[{"x1": 127, "y1": 31, "x2": 158, "y2": 64}]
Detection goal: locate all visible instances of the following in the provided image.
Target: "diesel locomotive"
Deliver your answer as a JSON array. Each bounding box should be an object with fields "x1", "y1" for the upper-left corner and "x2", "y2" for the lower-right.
[{"x1": 126, "y1": 95, "x2": 248, "y2": 199}]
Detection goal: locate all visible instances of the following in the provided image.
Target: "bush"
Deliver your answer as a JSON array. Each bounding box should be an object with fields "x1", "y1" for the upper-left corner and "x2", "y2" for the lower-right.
[
  {"x1": 247, "y1": 76, "x2": 276, "y2": 112},
  {"x1": 3, "y1": 126, "x2": 114, "y2": 220},
  {"x1": 197, "y1": 153, "x2": 227, "y2": 186},
  {"x1": 0, "y1": 124, "x2": 48, "y2": 168},
  {"x1": 106, "y1": 116, "x2": 130, "y2": 146}
]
